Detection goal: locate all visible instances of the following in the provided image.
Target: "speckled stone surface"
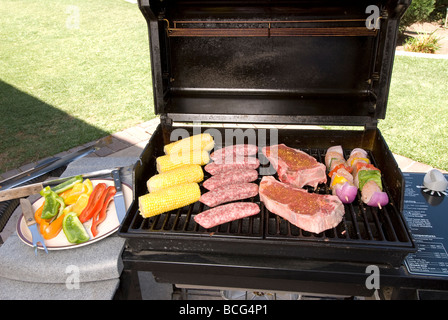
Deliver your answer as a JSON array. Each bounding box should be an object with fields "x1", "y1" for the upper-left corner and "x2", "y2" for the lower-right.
[
  {"x1": 0, "y1": 233, "x2": 125, "y2": 284},
  {"x1": 0, "y1": 157, "x2": 138, "y2": 299},
  {"x1": 0, "y1": 276, "x2": 120, "y2": 300}
]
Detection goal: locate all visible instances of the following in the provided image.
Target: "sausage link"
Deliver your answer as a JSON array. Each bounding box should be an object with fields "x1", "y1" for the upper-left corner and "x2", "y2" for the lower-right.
[
  {"x1": 200, "y1": 183, "x2": 259, "y2": 207},
  {"x1": 204, "y1": 157, "x2": 260, "y2": 175},
  {"x1": 210, "y1": 144, "x2": 258, "y2": 162},
  {"x1": 203, "y1": 169, "x2": 258, "y2": 190},
  {"x1": 194, "y1": 202, "x2": 260, "y2": 229}
]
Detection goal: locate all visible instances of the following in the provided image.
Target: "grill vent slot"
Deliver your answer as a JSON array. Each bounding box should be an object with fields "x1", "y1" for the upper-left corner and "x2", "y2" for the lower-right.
[{"x1": 165, "y1": 19, "x2": 379, "y2": 37}]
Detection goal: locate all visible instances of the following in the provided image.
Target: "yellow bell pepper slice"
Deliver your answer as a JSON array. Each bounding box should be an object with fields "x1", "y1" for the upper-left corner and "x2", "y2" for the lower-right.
[
  {"x1": 331, "y1": 174, "x2": 348, "y2": 188},
  {"x1": 60, "y1": 179, "x2": 93, "y2": 205},
  {"x1": 350, "y1": 157, "x2": 370, "y2": 167},
  {"x1": 70, "y1": 193, "x2": 90, "y2": 215},
  {"x1": 83, "y1": 179, "x2": 93, "y2": 195}
]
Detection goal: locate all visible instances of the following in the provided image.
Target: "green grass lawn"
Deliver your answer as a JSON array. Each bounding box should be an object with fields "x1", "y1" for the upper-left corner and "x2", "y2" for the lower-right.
[
  {"x1": 379, "y1": 55, "x2": 448, "y2": 171},
  {"x1": 1, "y1": 1, "x2": 447, "y2": 175},
  {"x1": 0, "y1": 0, "x2": 153, "y2": 174}
]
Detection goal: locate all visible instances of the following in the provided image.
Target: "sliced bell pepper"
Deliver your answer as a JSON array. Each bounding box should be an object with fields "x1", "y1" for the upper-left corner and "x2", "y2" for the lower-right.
[
  {"x1": 328, "y1": 163, "x2": 352, "y2": 178},
  {"x1": 62, "y1": 212, "x2": 90, "y2": 244},
  {"x1": 31, "y1": 201, "x2": 62, "y2": 240},
  {"x1": 358, "y1": 169, "x2": 383, "y2": 191},
  {"x1": 355, "y1": 162, "x2": 380, "y2": 175},
  {"x1": 70, "y1": 193, "x2": 90, "y2": 216},
  {"x1": 51, "y1": 175, "x2": 83, "y2": 194},
  {"x1": 91, "y1": 186, "x2": 116, "y2": 237},
  {"x1": 34, "y1": 202, "x2": 45, "y2": 225},
  {"x1": 60, "y1": 179, "x2": 93, "y2": 205},
  {"x1": 349, "y1": 157, "x2": 370, "y2": 167},
  {"x1": 39, "y1": 194, "x2": 91, "y2": 240},
  {"x1": 39, "y1": 212, "x2": 65, "y2": 240},
  {"x1": 331, "y1": 174, "x2": 348, "y2": 188},
  {"x1": 78, "y1": 183, "x2": 107, "y2": 223},
  {"x1": 40, "y1": 186, "x2": 66, "y2": 220}
]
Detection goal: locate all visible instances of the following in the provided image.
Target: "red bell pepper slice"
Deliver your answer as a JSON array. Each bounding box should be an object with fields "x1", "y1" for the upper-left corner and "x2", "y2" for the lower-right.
[
  {"x1": 91, "y1": 186, "x2": 116, "y2": 237},
  {"x1": 354, "y1": 162, "x2": 380, "y2": 175},
  {"x1": 328, "y1": 163, "x2": 352, "y2": 178},
  {"x1": 79, "y1": 183, "x2": 107, "y2": 223}
]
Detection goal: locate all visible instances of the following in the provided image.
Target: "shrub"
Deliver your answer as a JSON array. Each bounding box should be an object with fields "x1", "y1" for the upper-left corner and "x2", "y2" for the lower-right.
[
  {"x1": 429, "y1": 0, "x2": 448, "y2": 22},
  {"x1": 404, "y1": 30, "x2": 442, "y2": 53},
  {"x1": 400, "y1": 0, "x2": 436, "y2": 32}
]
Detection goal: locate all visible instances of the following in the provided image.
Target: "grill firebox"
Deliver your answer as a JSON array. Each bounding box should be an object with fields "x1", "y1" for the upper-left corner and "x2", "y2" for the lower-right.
[{"x1": 119, "y1": 125, "x2": 416, "y2": 267}]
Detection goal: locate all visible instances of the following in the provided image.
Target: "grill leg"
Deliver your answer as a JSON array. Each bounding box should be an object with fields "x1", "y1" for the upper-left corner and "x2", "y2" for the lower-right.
[{"x1": 114, "y1": 270, "x2": 142, "y2": 300}]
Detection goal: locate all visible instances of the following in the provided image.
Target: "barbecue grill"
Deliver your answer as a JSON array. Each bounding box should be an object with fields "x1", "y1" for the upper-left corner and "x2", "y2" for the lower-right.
[{"x1": 117, "y1": 0, "x2": 448, "y2": 299}]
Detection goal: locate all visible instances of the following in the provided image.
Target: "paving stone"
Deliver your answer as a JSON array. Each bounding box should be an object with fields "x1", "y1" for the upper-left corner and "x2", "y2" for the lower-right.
[
  {"x1": 112, "y1": 130, "x2": 142, "y2": 146},
  {"x1": 94, "y1": 146, "x2": 115, "y2": 157},
  {"x1": 107, "y1": 136, "x2": 132, "y2": 152},
  {"x1": 124, "y1": 126, "x2": 152, "y2": 142},
  {"x1": 0, "y1": 169, "x2": 21, "y2": 181},
  {"x1": 18, "y1": 162, "x2": 37, "y2": 172}
]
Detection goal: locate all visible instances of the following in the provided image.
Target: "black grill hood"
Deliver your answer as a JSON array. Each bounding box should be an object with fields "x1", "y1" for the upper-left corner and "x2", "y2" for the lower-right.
[{"x1": 138, "y1": 0, "x2": 411, "y2": 126}]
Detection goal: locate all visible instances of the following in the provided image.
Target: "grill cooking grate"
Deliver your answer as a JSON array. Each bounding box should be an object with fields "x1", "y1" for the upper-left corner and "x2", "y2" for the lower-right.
[
  {"x1": 131, "y1": 198, "x2": 263, "y2": 239},
  {"x1": 126, "y1": 147, "x2": 412, "y2": 247},
  {"x1": 264, "y1": 148, "x2": 412, "y2": 246}
]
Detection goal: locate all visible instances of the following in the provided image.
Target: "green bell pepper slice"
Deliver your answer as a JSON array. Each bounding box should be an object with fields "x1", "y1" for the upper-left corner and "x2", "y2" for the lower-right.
[
  {"x1": 358, "y1": 169, "x2": 383, "y2": 191},
  {"x1": 51, "y1": 175, "x2": 83, "y2": 194},
  {"x1": 40, "y1": 186, "x2": 66, "y2": 220},
  {"x1": 62, "y1": 212, "x2": 90, "y2": 244}
]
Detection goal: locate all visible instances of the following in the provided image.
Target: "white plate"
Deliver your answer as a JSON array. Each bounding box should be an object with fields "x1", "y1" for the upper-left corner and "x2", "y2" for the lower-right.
[{"x1": 16, "y1": 179, "x2": 132, "y2": 250}]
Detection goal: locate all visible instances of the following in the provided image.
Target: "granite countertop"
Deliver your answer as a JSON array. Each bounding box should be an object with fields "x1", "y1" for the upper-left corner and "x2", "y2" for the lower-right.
[{"x1": 0, "y1": 157, "x2": 138, "y2": 300}]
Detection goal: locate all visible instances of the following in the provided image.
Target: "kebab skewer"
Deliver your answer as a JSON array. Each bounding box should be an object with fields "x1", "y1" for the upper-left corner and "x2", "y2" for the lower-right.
[
  {"x1": 325, "y1": 146, "x2": 358, "y2": 204},
  {"x1": 348, "y1": 148, "x2": 389, "y2": 208}
]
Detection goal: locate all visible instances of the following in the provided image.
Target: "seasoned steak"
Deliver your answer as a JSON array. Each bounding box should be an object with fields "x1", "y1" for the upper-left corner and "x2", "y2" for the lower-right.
[
  {"x1": 262, "y1": 144, "x2": 326, "y2": 189},
  {"x1": 259, "y1": 176, "x2": 344, "y2": 234}
]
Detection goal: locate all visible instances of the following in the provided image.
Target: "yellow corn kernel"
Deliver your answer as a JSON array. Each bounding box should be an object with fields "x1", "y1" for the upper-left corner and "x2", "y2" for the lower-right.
[
  {"x1": 156, "y1": 149, "x2": 210, "y2": 173},
  {"x1": 164, "y1": 133, "x2": 214, "y2": 155},
  {"x1": 138, "y1": 182, "x2": 201, "y2": 218},
  {"x1": 147, "y1": 164, "x2": 204, "y2": 192}
]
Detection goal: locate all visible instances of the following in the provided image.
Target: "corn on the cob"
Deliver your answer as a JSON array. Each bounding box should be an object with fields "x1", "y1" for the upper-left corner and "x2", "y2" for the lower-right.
[
  {"x1": 147, "y1": 164, "x2": 204, "y2": 192},
  {"x1": 164, "y1": 133, "x2": 214, "y2": 155},
  {"x1": 138, "y1": 182, "x2": 201, "y2": 218},
  {"x1": 156, "y1": 149, "x2": 210, "y2": 173}
]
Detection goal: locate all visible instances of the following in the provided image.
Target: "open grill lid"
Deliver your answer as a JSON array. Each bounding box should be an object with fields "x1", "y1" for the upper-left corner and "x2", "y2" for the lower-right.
[{"x1": 139, "y1": 0, "x2": 410, "y2": 126}]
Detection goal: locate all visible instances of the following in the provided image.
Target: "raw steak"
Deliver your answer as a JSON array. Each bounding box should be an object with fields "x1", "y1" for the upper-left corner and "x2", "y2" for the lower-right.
[
  {"x1": 262, "y1": 144, "x2": 326, "y2": 189},
  {"x1": 259, "y1": 176, "x2": 345, "y2": 234}
]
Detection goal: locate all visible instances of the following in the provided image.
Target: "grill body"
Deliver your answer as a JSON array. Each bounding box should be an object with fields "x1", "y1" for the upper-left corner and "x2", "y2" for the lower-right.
[{"x1": 116, "y1": 0, "x2": 428, "y2": 298}]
